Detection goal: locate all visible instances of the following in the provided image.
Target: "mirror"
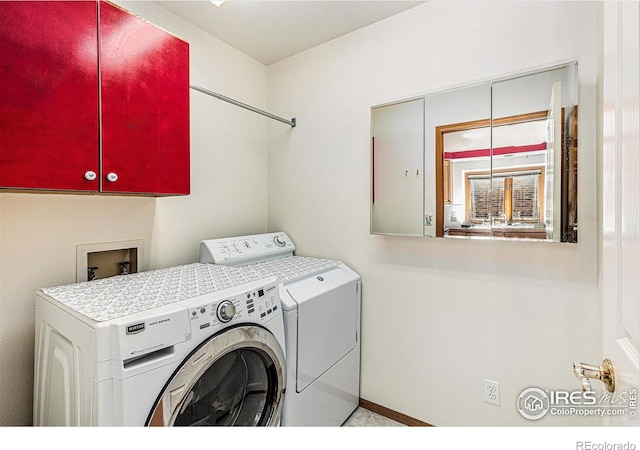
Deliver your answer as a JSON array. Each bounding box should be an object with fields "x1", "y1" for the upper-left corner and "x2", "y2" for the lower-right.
[
  {"x1": 371, "y1": 97, "x2": 424, "y2": 236},
  {"x1": 427, "y1": 82, "x2": 492, "y2": 238},
  {"x1": 371, "y1": 62, "x2": 578, "y2": 242}
]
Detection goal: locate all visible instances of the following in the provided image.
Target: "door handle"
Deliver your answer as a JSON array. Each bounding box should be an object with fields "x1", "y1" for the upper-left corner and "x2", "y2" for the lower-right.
[{"x1": 572, "y1": 358, "x2": 615, "y2": 392}]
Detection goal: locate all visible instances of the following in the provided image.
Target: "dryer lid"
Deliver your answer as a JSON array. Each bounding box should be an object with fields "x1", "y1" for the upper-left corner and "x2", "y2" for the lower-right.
[{"x1": 285, "y1": 266, "x2": 359, "y2": 392}]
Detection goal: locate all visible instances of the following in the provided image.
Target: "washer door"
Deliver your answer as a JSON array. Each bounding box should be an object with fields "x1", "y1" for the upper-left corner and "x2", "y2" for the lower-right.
[{"x1": 146, "y1": 325, "x2": 285, "y2": 426}]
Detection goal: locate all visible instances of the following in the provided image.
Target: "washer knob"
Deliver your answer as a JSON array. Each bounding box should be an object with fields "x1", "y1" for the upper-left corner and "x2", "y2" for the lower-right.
[
  {"x1": 273, "y1": 235, "x2": 286, "y2": 247},
  {"x1": 217, "y1": 300, "x2": 236, "y2": 322}
]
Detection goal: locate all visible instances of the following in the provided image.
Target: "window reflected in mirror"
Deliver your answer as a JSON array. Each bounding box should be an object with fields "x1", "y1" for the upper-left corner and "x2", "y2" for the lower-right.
[
  {"x1": 435, "y1": 63, "x2": 578, "y2": 242},
  {"x1": 437, "y1": 110, "x2": 550, "y2": 240}
]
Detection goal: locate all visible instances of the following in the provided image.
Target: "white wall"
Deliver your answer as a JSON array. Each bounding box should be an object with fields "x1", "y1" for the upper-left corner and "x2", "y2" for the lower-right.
[
  {"x1": 0, "y1": 1, "x2": 270, "y2": 425},
  {"x1": 267, "y1": 1, "x2": 600, "y2": 426}
]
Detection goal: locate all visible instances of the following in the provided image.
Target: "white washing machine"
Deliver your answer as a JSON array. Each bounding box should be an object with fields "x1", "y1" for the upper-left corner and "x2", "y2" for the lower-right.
[
  {"x1": 200, "y1": 232, "x2": 361, "y2": 426},
  {"x1": 33, "y1": 263, "x2": 286, "y2": 426}
]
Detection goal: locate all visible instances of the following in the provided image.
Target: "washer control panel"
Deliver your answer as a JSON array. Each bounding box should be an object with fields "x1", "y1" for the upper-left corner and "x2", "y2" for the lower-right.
[
  {"x1": 187, "y1": 279, "x2": 280, "y2": 338},
  {"x1": 200, "y1": 232, "x2": 295, "y2": 266}
]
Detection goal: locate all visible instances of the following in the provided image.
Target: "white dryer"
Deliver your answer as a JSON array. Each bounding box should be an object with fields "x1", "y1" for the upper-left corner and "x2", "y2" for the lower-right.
[
  {"x1": 200, "y1": 232, "x2": 361, "y2": 426},
  {"x1": 34, "y1": 263, "x2": 286, "y2": 426}
]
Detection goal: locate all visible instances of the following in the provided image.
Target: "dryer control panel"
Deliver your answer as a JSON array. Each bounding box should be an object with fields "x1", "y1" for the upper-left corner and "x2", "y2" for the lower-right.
[
  {"x1": 186, "y1": 279, "x2": 281, "y2": 339},
  {"x1": 200, "y1": 232, "x2": 295, "y2": 266}
]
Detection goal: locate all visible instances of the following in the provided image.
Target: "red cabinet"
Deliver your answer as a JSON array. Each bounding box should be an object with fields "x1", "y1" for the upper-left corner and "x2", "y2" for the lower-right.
[
  {"x1": 0, "y1": 1, "x2": 190, "y2": 195},
  {"x1": 100, "y1": 1, "x2": 189, "y2": 195},
  {"x1": 0, "y1": 1, "x2": 100, "y2": 191}
]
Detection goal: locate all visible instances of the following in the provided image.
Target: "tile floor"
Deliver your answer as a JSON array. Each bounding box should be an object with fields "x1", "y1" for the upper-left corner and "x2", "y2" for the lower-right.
[{"x1": 342, "y1": 407, "x2": 406, "y2": 427}]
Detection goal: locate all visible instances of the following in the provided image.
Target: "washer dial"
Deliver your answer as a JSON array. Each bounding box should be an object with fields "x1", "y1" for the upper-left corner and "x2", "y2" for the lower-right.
[
  {"x1": 273, "y1": 235, "x2": 286, "y2": 247},
  {"x1": 217, "y1": 300, "x2": 236, "y2": 322}
]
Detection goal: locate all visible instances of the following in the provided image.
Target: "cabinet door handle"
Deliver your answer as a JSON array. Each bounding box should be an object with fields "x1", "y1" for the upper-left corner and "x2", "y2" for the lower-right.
[
  {"x1": 84, "y1": 171, "x2": 97, "y2": 181},
  {"x1": 106, "y1": 172, "x2": 118, "y2": 183}
]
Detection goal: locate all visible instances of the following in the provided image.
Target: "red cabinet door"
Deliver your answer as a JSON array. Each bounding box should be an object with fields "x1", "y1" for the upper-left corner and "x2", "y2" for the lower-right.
[
  {"x1": 99, "y1": 1, "x2": 190, "y2": 195},
  {"x1": 0, "y1": 1, "x2": 100, "y2": 191}
]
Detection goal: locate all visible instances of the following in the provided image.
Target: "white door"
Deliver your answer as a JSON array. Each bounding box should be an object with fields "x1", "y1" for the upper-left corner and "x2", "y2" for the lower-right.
[{"x1": 601, "y1": 0, "x2": 640, "y2": 426}]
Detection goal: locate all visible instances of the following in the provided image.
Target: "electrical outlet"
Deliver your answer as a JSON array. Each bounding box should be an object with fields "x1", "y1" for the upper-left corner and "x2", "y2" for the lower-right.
[{"x1": 483, "y1": 379, "x2": 500, "y2": 405}]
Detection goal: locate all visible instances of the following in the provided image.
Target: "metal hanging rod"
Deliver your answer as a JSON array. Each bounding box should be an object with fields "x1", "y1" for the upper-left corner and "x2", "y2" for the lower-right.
[{"x1": 190, "y1": 84, "x2": 296, "y2": 128}]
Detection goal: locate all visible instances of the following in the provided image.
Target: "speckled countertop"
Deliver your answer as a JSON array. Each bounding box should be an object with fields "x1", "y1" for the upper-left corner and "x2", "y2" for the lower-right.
[{"x1": 40, "y1": 257, "x2": 340, "y2": 322}]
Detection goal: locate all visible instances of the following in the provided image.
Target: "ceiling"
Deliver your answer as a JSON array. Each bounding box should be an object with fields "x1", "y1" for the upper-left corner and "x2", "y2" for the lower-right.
[
  {"x1": 446, "y1": 120, "x2": 548, "y2": 155},
  {"x1": 154, "y1": 1, "x2": 426, "y2": 65}
]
